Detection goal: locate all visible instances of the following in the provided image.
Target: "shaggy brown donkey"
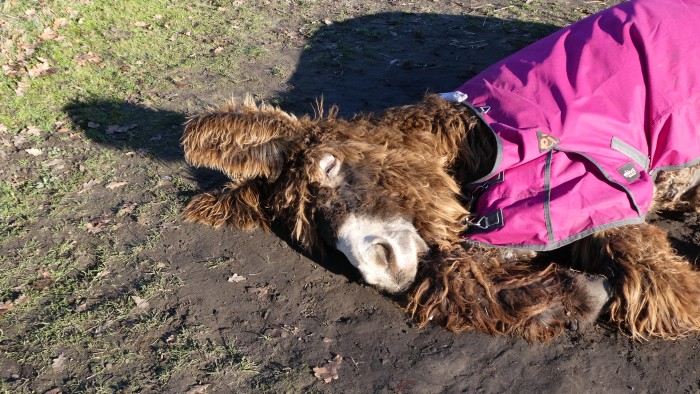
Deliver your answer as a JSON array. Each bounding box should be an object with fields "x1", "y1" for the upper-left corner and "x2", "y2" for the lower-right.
[{"x1": 181, "y1": 95, "x2": 700, "y2": 342}]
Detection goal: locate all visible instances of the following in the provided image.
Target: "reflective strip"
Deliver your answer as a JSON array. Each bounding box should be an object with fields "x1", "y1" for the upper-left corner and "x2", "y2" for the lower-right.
[{"x1": 611, "y1": 136, "x2": 650, "y2": 171}]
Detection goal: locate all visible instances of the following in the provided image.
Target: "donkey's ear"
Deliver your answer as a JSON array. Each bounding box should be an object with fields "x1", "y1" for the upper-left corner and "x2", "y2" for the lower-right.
[
  {"x1": 182, "y1": 97, "x2": 306, "y2": 181},
  {"x1": 182, "y1": 180, "x2": 270, "y2": 231}
]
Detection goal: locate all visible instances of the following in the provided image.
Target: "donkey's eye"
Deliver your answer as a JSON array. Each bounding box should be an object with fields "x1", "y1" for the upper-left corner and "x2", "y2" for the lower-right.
[{"x1": 319, "y1": 154, "x2": 341, "y2": 179}]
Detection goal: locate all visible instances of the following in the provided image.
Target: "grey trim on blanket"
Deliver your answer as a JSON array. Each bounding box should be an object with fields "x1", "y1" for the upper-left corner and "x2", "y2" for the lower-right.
[
  {"x1": 544, "y1": 150, "x2": 555, "y2": 244},
  {"x1": 462, "y1": 217, "x2": 647, "y2": 251},
  {"x1": 650, "y1": 156, "x2": 700, "y2": 179},
  {"x1": 611, "y1": 136, "x2": 650, "y2": 171}
]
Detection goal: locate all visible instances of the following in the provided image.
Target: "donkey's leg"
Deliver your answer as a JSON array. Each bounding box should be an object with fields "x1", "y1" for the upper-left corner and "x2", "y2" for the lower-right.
[
  {"x1": 182, "y1": 181, "x2": 270, "y2": 231},
  {"x1": 652, "y1": 164, "x2": 700, "y2": 212},
  {"x1": 569, "y1": 223, "x2": 700, "y2": 339},
  {"x1": 407, "y1": 248, "x2": 611, "y2": 342}
]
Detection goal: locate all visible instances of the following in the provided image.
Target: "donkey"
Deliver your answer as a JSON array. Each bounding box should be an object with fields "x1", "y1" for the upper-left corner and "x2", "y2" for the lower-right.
[{"x1": 181, "y1": 0, "x2": 700, "y2": 341}]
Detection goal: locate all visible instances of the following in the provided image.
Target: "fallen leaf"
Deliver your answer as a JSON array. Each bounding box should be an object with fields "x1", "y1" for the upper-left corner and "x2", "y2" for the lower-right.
[
  {"x1": 52, "y1": 354, "x2": 67, "y2": 373},
  {"x1": 25, "y1": 148, "x2": 43, "y2": 156},
  {"x1": 153, "y1": 14, "x2": 163, "y2": 20},
  {"x1": 15, "y1": 80, "x2": 30, "y2": 96},
  {"x1": 27, "y1": 60, "x2": 57, "y2": 78},
  {"x1": 0, "y1": 124, "x2": 7, "y2": 134},
  {"x1": 75, "y1": 302, "x2": 87, "y2": 312},
  {"x1": 39, "y1": 27, "x2": 59, "y2": 41},
  {"x1": 3, "y1": 64, "x2": 23, "y2": 77},
  {"x1": 53, "y1": 18, "x2": 69, "y2": 29},
  {"x1": 0, "y1": 300, "x2": 14, "y2": 316},
  {"x1": 228, "y1": 273, "x2": 246, "y2": 283},
  {"x1": 12, "y1": 133, "x2": 26, "y2": 147},
  {"x1": 213, "y1": 46, "x2": 224, "y2": 54},
  {"x1": 45, "y1": 388, "x2": 62, "y2": 394},
  {"x1": 105, "y1": 123, "x2": 137, "y2": 134},
  {"x1": 322, "y1": 337, "x2": 333, "y2": 343},
  {"x1": 133, "y1": 21, "x2": 149, "y2": 27},
  {"x1": 26, "y1": 126, "x2": 42, "y2": 136},
  {"x1": 264, "y1": 324, "x2": 300, "y2": 339},
  {"x1": 165, "y1": 334, "x2": 176, "y2": 344},
  {"x1": 44, "y1": 158, "x2": 65, "y2": 169},
  {"x1": 184, "y1": 384, "x2": 210, "y2": 394},
  {"x1": 313, "y1": 355, "x2": 343, "y2": 383},
  {"x1": 117, "y1": 202, "x2": 137, "y2": 217},
  {"x1": 95, "y1": 269, "x2": 111, "y2": 279},
  {"x1": 94, "y1": 319, "x2": 116, "y2": 334},
  {"x1": 85, "y1": 217, "x2": 111, "y2": 234},
  {"x1": 105, "y1": 181, "x2": 127, "y2": 189},
  {"x1": 78, "y1": 179, "x2": 101, "y2": 194},
  {"x1": 73, "y1": 52, "x2": 102, "y2": 67},
  {"x1": 131, "y1": 296, "x2": 150, "y2": 310},
  {"x1": 13, "y1": 294, "x2": 28, "y2": 306}
]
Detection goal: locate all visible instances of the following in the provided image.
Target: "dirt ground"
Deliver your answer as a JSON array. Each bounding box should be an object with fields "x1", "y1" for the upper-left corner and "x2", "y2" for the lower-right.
[{"x1": 2, "y1": 0, "x2": 699, "y2": 392}]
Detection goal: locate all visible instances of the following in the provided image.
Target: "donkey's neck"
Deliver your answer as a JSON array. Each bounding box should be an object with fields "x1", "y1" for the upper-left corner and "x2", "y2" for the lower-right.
[{"x1": 453, "y1": 106, "x2": 498, "y2": 184}]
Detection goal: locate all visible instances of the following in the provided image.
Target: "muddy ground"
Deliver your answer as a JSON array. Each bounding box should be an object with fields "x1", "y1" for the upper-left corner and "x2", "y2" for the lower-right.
[{"x1": 2, "y1": 0, "x2": 699, "y2": 393}]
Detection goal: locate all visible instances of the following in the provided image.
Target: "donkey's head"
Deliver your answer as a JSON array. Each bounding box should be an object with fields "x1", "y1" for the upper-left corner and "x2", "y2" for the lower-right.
[{"x1": 182, "y1": 96, "x2": 486, "y2": 293}]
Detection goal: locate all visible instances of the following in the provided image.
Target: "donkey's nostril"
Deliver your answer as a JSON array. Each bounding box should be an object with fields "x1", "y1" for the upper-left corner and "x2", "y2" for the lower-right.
[{"x1": 375, "y1": 242, "x2": 394, "y2": 266}]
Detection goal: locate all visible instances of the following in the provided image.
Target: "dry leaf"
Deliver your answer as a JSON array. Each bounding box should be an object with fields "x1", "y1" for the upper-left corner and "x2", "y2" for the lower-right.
[
  {"x1": 213, "y1": 46, "x2": 224, "y2": 54},
  {"x1": 0, "y1": 300, "x2": 14, "y2": 316},
  {"x1": 313, "y1": 355, "x2": 343, "y2": 383},
  {"x1": 44, "y1": 388, "x2": 62, "y2": 394},
  {"x1": 25, "y1": 148, "x2": 43, "y2": 156},
  {"x1": 0, "y1": 124, "x2": 7, "y2": 133},
  {"x1": 78, "y1": 179, "x2": 101, "y2": 194},
  {"x1": 44, "y1": 158, "x2": 65, "y2": 169},
  {"x1": 184, "y1": 384, "x2": 210, "y2": 394},
  {"x1": 12, "y1": 134, "x2": 26, "y2": 147},
  {"x1": 27, "y1": 60, "x2": 57, "y2": 78},
  {"x1": 228, "y1": 273, "x2": 246, "y2": 283},
  {"x1": 26, "y1": 126, "x2": 42, "y2": 136},
  {"x1": 131, "y1": 296, "x2": 150, "y2": 310},
  {"x1": 73, "y1": 52, "x2": 102, "y2": 67},
  {"x1": 165, "y1": 334, "x2": 176, "y2": 344},
  {"x1": 87, "y1": 121, "x2": 100, "y2": 128},
  {"x1": 53, "y1": 18, "x2": 69, "y2": 29},
  {"x1": 105, "y1": 181, "x2": 127, "y2": 189},
  {"x1": 133, "y1": 21, "x2": 148, "y2": 27},
  {"x1": 75, "y1": 302, "x2": 87, "y2": 312},
  {"x1": 117, "y1": 202, "x2": 137, "y2": 216},
  {"x1": 15, "y1": 80, "x2": 30, "y2": 96},
  {"x1": 105, "y1": 123, "x2": 137, "y2": 134},
  {"x1": 52, "y1": 354, "x2": 67, "y2": 373},
  {"x1": 3, "y1": 64, "x2": 24, "y2": 77},
  {"x1": 85, "y1": 217, "x2": 111, "y2": 234},
  {"x1": 39, "y1": 28, "x2": 58, "y2": 41},
  {"x1": 95, "y1": 269, "x2": 112, "y2": 279}
]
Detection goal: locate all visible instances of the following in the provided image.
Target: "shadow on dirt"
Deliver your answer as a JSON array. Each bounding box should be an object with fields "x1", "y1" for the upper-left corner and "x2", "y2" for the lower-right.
[{"x1": 65, "y1": 13, "x2": 561, "y2": 277}]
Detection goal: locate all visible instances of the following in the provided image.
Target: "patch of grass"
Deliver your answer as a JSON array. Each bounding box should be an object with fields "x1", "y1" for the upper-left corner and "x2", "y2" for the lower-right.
[{"x1": 0, "y1": 181, "x2": 34, "y2": 239}]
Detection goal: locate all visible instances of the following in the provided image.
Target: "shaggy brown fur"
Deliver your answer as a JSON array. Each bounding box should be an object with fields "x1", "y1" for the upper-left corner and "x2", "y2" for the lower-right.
[{"x1": 182, "y1": 94, "x2": 700, "y2": 342}]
